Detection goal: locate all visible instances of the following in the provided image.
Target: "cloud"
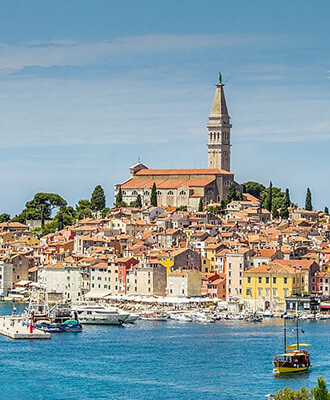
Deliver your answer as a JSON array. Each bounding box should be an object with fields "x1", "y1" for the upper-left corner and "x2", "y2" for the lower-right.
[{"x1": 0, "y1": 33, "x2": 270, "y2": 71}]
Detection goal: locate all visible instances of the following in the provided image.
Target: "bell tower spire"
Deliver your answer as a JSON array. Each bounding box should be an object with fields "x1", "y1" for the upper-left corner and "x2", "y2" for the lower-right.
[{"x1": 207, "y1": 73, "x2": 232, "y2": 171}]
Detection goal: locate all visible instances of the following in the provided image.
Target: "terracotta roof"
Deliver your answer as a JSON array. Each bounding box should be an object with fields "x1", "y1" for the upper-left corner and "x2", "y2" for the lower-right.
[{"x1": 135, "y1": 168, "x2": 233, "y2": 176}]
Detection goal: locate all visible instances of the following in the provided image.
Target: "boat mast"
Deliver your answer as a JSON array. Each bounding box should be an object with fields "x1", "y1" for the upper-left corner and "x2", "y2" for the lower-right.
[
  {"x1": 296, "y1": 316, "x2": 299, "y2": 350},
  {"x1": 284, "y1": 316, "x2": 287, "y2": 353}
]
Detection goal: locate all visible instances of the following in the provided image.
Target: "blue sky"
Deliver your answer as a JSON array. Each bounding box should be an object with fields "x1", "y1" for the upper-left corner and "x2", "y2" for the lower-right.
[{"x1": 0, "y1": 0, "x2": 329, "y2": 215}]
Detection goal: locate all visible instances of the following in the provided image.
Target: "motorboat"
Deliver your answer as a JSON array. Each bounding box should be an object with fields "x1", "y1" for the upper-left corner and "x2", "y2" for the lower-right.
[
  {"x1": 72, "y1": 305, "x2": 130, "y2": 325},
  {"x1": 140, "y1": 312, "x2": 168, "y2": 321},
  {"x1": 169, "y1": 313, "x2": 193, "y2": 322}
]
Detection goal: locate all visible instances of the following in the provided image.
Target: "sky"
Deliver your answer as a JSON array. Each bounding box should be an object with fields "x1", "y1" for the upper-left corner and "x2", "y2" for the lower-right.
[{"x1": 0, "y1": 0, "x2": 329, "y2": 215}]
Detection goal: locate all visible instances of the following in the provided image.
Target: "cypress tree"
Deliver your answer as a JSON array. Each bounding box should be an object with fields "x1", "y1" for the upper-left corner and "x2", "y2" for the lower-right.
[
  {"x1": 265, "y1": 181, "x2": 273, "y2": 213},
  {"x1": 91, "y1": 185, "x2": 106, "y2": 211},
  {"x1": 325, "y1": 206, "x2": 329, "y2": 215},
  {"x1": 57, "y1": 212, "x2": 64, "y2": 230},
  {"x1": 150, "y1": 183, "x2": 157, "y2": 207},
  {"x1": 198, "y1": 198, "x2": 203, "y2": 212},
  {"x1": 227, "y1": 182, "x2": 237, "y2": 202},
  {"x1": 312, "y1": 377, "x2": 329, "y2": 400},
  {"x1": 305, "y1": 188, "x2": 312, "y2": 211},
  {"x1": 115, "y1": 188, "x2": 123, "y2": 205},
  {"x1": 135, "y1": 194, "x2": 142, "y2": 208},
  {"x1": 280, "y1": 188, "x2": 290, "y2": 219}
]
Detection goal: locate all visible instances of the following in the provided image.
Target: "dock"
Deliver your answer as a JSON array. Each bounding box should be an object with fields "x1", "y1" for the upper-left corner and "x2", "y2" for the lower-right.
[{"x1": 0, "y1": 316, "x2": 51, "y2": 339}]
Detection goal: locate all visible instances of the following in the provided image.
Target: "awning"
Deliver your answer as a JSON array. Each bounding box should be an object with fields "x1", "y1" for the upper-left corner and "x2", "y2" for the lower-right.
[
  {"x1": 319, "y1": 302, "x2": 330, "y2": 309},
  {"x1": 85, "y1": 289, "x2": 112, "y2": 299}
]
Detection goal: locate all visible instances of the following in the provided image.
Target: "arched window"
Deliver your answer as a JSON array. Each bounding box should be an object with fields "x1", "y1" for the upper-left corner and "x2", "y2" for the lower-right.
[
  {"x1": 179, "y1": 190, "x2": 186, "y2": 196},
  {"x1": 206, "y1": 190, "x2": 213, "y2": 197},
  {"x1": 144, "y1": 191, "x2": 150, "y2": 196},
  {"x1": 217, "y1": 132, "x2": 220, "y2": 140},
  {"x1": 167, "y1": 190, "x2": 174, "y2": 196},
  {"x1": 132, "y1": 190, "x2": 138, "y2": 196},
  {"x1": 122, "y1": 191, "x2": 126, "y2": 195},
  {"x1": 156, "y1": 190, "x2": 162, "y2": 196}
]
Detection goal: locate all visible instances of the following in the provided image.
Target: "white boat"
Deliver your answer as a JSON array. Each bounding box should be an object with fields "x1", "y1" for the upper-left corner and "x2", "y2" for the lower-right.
[
  {"x1": 72, "y1": 305, "x2": 130, "y2": 325},
  {"x1": 193, "y1": 312, "x2": 216, "y2": 324},
  {"x1": 170, "y1": 313, "x2": 193, "y2": 322},
  {"x1": 140, "y1": 312, "x2": 168, "y2": 321},
  {"x1": 263, "y1": 310, "x2": 274, "y2": 318}
]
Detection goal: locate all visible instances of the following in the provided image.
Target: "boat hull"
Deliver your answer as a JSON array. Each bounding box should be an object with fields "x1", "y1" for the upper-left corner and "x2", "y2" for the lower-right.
[{"x1": 273, "y1": 365, "x2": 309, "y2": 374}]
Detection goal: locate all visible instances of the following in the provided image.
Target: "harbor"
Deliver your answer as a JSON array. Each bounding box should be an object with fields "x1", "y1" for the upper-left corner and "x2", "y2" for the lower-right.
[
  {"x1": 0, "y1": 315, "x2": 50, "y2": 339},
  {"x1": 0, "y1": 302, "x2": 329, "y2": 400}
]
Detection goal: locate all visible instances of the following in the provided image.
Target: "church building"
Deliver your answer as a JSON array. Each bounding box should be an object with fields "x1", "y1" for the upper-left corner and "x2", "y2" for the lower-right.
[{"x1": 115, "y1": 76, "x2": 236, "y2": 210}]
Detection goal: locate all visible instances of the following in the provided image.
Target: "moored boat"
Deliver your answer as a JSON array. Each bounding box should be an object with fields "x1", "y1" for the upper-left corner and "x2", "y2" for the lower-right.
[{"x1": 72, "y1": 304, "x2": 130, "y2": 325}]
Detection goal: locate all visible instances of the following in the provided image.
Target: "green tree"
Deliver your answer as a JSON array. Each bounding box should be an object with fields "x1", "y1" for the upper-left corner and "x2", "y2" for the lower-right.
[
  {"x1": 57, "y1": 212, "x2": 64, "y2": 231},
  {"x1": 325, "y1": 206, "x2": 329, "y2": 215},
  {"x1": 305, "y1": 188, "x2": 313, "y2": 211},
  {"x1": 115, "y1": 188, "x2": 123, "y2": 206},
  {"x1": 264, "y1": 181, "x2": 273, "y2": 213},
  {"x1": 0, "y1": 213, "x2": 10, "y2": 223},
  {"x1": 15, "y1": 193, "x2": 67, "y2": 223},
  {"x1": 101, "y1": 207, "x2": 110, "y2": 218},
  {"x1": 273, "y1": 386, "x2": 311, "y2": 400},
  {"x1": 312, "y1": 377, "x2": 330, "y2": 400},
  {"x1": 198, "y1": 198, "x2": 203, "y2": 212},
  {"x1": 242, "y1": 181, "x2": 266, "y2": 199},
  {"x1": 150, "y1": 183, "x2": 157, "y2": 207},
  {"x1": 227, "y1": 182, "x2": 238, "y2": 202},
  {"x1": 75, "y1": 199, "x2": 92, "y2": 220},
  {"x1": 176, "y1": 205, "x2": 188, "y2": 211},
  {"x1": 135, "y1": 194, "x2": 142, "y2": 208},
  {"x1": 91, "y1": 185, "x2": 106, "y2": 211},
  {"x1": 280, "y1": 188, "x2": 291, "y2": 219}
]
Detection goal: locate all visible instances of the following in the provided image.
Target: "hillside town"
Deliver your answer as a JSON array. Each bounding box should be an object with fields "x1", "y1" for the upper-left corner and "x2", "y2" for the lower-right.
[{"x1": 1, "y1": 197, "x2": 329, "y2": 316}]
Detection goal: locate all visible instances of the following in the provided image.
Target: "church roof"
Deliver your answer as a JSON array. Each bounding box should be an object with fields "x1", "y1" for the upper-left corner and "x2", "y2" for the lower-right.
[
  {"x1": 134, "y1": 168, "x2": 233, "y2": 176},
  {"x1": 120, "y1": 177, "x2": 216, "y2": 190}
]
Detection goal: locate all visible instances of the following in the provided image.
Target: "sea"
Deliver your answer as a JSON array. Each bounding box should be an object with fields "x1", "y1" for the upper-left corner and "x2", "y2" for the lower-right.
[{"x1": 0, "y1": 302, "x2": 329, "y2": 400}]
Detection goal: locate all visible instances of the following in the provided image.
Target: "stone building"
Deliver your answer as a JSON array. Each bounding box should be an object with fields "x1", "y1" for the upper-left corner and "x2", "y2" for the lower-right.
[{"x1": 115, "y1": 77, "x2": 236, "y2": 210}]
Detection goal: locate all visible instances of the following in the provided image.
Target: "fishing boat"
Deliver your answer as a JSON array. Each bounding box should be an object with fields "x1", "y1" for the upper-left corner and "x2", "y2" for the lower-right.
[{"x1": 273, "y1": 317, "x2": 311, "y2": 374}]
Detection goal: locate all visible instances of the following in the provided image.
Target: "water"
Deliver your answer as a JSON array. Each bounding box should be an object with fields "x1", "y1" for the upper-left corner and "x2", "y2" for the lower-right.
[{"x1": 0, "y1": 303, "x2": 329, "y2": 400}]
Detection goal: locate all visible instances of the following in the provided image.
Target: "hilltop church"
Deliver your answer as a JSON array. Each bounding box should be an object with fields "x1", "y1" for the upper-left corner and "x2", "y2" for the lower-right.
[{"x1": 115, "y1": 76, "x2": 236, "y2": 210}]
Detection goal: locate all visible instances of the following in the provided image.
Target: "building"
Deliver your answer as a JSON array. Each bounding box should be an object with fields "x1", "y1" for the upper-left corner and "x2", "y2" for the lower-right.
[
  {"x1": 115, "y1": 77, "x2": 236, "y2": 210},
  {"x1": 167, "y1": 269, "x2": 201, "y2": 297},
  {"x1": 242, "y1": 263, "x2": 304, "y2": 312}
]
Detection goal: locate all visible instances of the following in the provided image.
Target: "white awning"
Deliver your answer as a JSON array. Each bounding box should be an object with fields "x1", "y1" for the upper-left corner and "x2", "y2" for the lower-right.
[{"x1": 85, "y1": 289, "x2": 112, "y2": 299}]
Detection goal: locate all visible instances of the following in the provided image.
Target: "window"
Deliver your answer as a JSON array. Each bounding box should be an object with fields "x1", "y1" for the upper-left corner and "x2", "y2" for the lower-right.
[
  {"x1": 156, "y1": 190, "x2": 162, "y2": 196},
  {"x1": 265, "y1": 288, "x2": 270, "y2": 296},
  {"x1": 247, "y1": 277, "x2": 251, "y2": 284},
  {"x1": 258, "y1": 277, "x2": 262, "y2": 284},
  {"x1": 258, "y1": 288, "x2": 262, "y2": 296},
  {"x1": 283, "y1": 288, "x2": 288, "y2": 297},
  {"x1": 273, "y1": 289, "x2": 277, "y2": 297},
  {"x1": 246, "y1": 288, "x2": 251, "y2": 296},
  {"x1": 266, "y1": 277, "x2": 269, "y2": 284},
  {"x1": 92, "y1": 284, "x2": 94, "y2": 288},
  {"x1": 167, "y1": 191, "x2": 174, "y2": 196},
  {"x1": 179, "y1": 190, "x2": 186, "y2": 196},
  {"x1": 284, "y1": 277, "x2": 288, "y2": 284},
  {"x1": 273, "y1": 277, "x2": 277, "y2": 284},
  {"x1": 132, "y1": 190, "x2": 138, "y2": 196},
  {"x1": 144, "y1": 191, "x2": 150, "y2": 196}
]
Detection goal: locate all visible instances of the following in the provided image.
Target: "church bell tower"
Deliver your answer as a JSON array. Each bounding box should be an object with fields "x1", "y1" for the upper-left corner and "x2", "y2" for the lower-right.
[{"x1": 207, "y1": 73, "x2": 232, "y2": 171}]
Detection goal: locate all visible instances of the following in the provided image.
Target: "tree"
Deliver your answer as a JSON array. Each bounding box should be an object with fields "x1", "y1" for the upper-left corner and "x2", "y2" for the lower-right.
[
  {"x1": 101, "y1": 207, "x2": 110, "y2": 218},
  {"x1": 16, "y1": 193, "x2": 67, "y2": 223},
  {"x1": 91, "y1": 185, "x2": 106, "y2": 211},
  {"x1": 325, "y1": 206, "x2": 329, "y2": 215},
  {"x1": 280, "y1": 188, "x2": 291, "y2": 219},
  {"x1": 264, "y1": 181, "x2": 273, "y2": 213},
  {"x1": 198, "y1": 198, "x2": 203, "y2": 212},
  {"x1": 150, "y1": 183, "x2": 157, "y2": 207},
  {"x1": 115, "y1": 188, "x2": 123, "y2": 206},
  {"x1": 273, "y1": 386, "x2": 312, "y2": 400},
  {"x1": 57, "y1": 212, "x2": 64, "y2": 231},
  {"x1": 0, "y1": 213, "x2": 10, "y2": 223},
  {"x1": 135, "y1": 194, "x2": 142, "y2": 208},
  {"x1": 176, "y1": 205, "x2": 188, "y2": 211},
  {"x1": 305, "y1": 188, "x2": 312, "y2": 211},
  {"x1": 227, "y1": 182, "x2": 238, "y2": 202},
  {"x1": 242, "y1": 181, "x2": 266, "y2": 199},
  {"x1": 75, "y1": 199, "x2": 92, "y2": 220},
  {"x1": 312, "y1": 377, "x2": 330, "y2": 400}
]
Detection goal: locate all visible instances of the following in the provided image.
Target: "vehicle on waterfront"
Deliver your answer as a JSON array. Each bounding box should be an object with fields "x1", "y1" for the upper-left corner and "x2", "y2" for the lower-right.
[
  {"x1": 72, "y1": 304, "x2": 130, "y2": 325},
  {"x1": 273, "y1": 317, "x2": 311, "y2": 374}
]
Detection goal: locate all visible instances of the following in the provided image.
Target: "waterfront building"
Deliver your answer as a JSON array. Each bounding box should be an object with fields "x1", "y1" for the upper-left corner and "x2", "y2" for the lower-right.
[
  {"x1": 226, "y1": 248, "x2": 254, "y2": 300},
  {"x1": 242, "y1": 263, "x2": 305, "y2": 311},
  {"x1": 115, "y1": 78, "x2": 236, "y2": 210},
  {"x1": 167, "y1": 269, "x2": 201, "y2": 297}
]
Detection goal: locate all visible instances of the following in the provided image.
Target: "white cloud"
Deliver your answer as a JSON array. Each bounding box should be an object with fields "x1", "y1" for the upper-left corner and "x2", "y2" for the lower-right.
[{"x1": 0, "y1": 33, "x2": 270, "y2": 71}]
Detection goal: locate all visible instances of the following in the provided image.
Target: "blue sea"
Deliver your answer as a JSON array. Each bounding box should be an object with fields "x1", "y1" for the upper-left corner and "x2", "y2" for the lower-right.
[{"x1": 0, "y1": 302, "x2": 329, "y2": 400}]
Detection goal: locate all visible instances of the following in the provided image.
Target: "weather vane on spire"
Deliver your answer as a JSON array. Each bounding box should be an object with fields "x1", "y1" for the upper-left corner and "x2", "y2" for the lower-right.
[{"x1": 218, "y1": 72, "x2": 222, "y2": 84}]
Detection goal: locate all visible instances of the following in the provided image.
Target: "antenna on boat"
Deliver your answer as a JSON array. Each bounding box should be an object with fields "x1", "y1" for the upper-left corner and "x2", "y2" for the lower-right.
[
  {"x1": 296, "y1": 317, "x2": 299, "y2": 350},
  {"x1": 284, "y1": 316, "x2": 287, "y2": 353}
]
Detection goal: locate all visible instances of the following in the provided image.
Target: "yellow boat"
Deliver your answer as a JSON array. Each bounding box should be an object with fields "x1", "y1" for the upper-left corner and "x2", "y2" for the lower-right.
[{"x1": 273, "y1": 318, "x2": 311, "y2": 374}]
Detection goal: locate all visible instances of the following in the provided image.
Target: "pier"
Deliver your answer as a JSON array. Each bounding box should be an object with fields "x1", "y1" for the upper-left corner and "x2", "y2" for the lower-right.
[{"x1": 0, "y1": 316, "x2": 51, "y2": 339}]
